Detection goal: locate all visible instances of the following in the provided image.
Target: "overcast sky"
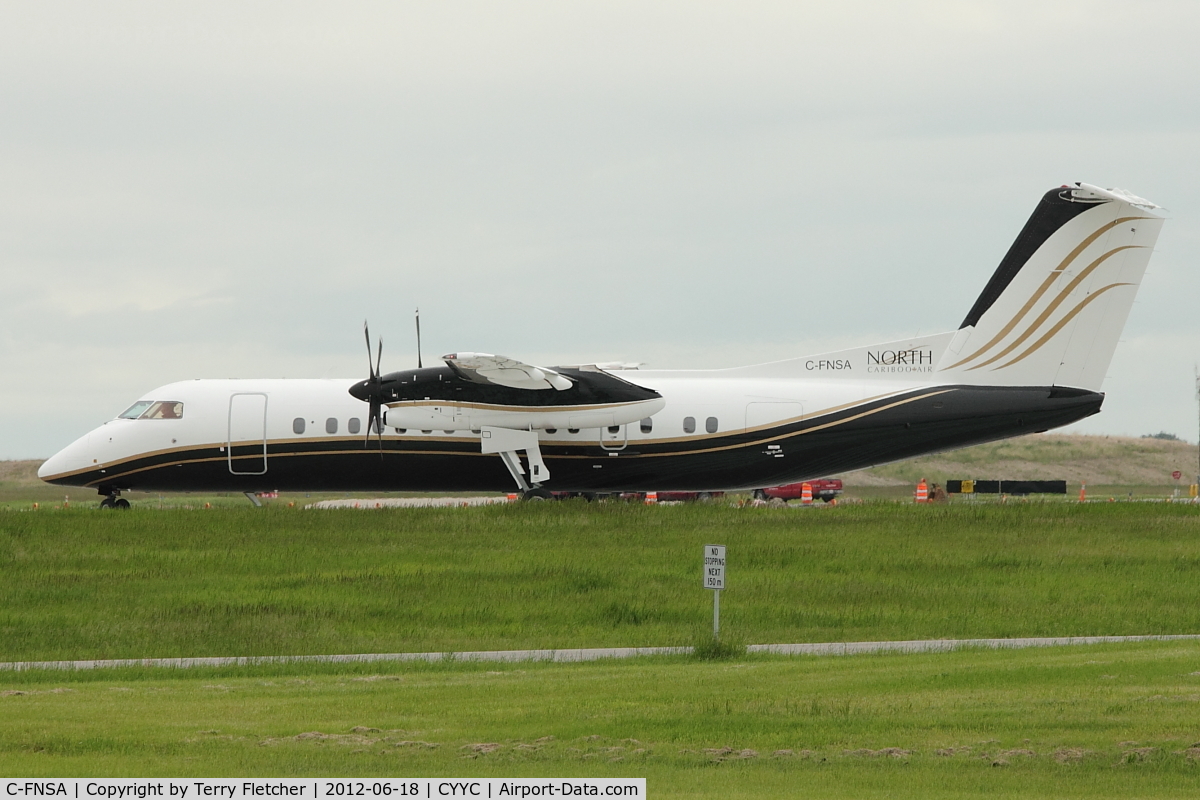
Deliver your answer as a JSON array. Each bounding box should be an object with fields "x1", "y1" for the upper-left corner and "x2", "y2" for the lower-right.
[{"x1": 2, "y1": 1, "x2": 1199, "y2": 460}]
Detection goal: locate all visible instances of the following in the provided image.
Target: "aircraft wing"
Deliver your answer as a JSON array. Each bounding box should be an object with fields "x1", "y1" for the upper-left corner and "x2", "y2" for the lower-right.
[{"x1": 442, "y1": 352, "x2": 574, "y2": 391}]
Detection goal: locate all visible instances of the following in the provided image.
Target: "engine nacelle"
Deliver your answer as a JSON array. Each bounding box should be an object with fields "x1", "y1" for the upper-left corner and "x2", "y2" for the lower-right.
[{"x1": 384, "y1": 397, "x2": 665, "y2": 432}]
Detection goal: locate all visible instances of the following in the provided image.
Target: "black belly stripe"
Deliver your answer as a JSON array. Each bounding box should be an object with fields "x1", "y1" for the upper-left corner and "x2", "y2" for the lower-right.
[{"x1": 43, "y1": 385, "x2": 1101, "y2": 493}]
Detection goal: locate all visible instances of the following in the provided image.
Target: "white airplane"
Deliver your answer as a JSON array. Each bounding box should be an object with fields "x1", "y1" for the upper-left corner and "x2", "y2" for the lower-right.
[{"x1": 40, "y1": 182, "x2": 1165, "y2": 507}]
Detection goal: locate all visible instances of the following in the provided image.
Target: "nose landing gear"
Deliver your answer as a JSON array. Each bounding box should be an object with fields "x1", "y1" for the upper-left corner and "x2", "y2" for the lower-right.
[{"x1": 98, "y1": 487, "x2": 130, "y2": 510}]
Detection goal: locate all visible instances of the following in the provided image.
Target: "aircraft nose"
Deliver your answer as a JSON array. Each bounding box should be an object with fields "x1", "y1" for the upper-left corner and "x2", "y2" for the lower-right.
[{"x1": 38, "y1": 431, "x2": 94, "y2": 484}]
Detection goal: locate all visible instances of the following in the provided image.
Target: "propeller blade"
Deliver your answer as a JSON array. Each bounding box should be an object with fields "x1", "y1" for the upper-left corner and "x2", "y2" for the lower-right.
[
  {"x1": 361, "y1": 320, "x2": 384, "y2": 452},
  {"x1": 363, "y1": 321, "x2": 377, "y2": 381},
  {"x1": 375, "y1": 399, "x2": 384, "y2": 455},
  {"x1": 415, "y1": 308, "x2": 423, "y2": 369},
  {"x1": 366, "y1": 398, "x2": 383, "y2": 452}
]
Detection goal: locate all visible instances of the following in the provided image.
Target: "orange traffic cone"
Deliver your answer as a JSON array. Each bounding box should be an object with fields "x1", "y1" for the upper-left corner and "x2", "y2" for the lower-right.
[
  {"x1": 1078, "y1": 482, "x2": 1086, "y2": 503},
  {"x1": 915, "y1": 480, "x2": 928, "y2": 503},
  {"x1": 801, "y1": 482, "x2": 813, "y2": 505},
  {"x1": 645, "y1": 491, "x2": 658, "y2": 505}
]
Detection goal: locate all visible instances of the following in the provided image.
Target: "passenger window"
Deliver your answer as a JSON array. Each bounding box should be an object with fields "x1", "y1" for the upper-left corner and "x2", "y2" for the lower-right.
[
  {"x1": 293, "y1": 418, "x2": 306, "y2": 435},
  {"x1": 326, "y1": 417, "x2": 338, "y2": 434},
  {"x1": 568, "y1": 428, "x2": 579, "y2": 434},
  {"x1": 608, "y1": 425, "x2": 620, "y2": 434},
  {"x1": 640, "y1": 417, "x2": 653, "y2": 434},
  {"x1": 348, "y1": 418, "x2": 361, "y2": 434},
  {"x1": 706, "y1": 416, "x2": 718, "y2": 433},
  {"x1": 546, "y1": 428, "x2": 557, "y2": 434},
  {"x1": 683, "y1": 416, "x2": 696, "y2": 434}
]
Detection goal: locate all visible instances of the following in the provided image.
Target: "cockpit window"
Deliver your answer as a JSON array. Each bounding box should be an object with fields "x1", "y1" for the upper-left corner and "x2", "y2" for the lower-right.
[
  {"x1": 119, "y1": 401, "x2": 154, "y2": 419},
  {"x1": 119, "y1": 400, "x2": 184, "y2": 420}
]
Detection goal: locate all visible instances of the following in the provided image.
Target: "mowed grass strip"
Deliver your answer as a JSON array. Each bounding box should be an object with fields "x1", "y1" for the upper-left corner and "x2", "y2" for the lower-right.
[
  {"x1": 4, "y1": 643, "x2": 1200, "y2": 797},
  {"x1": 2, "y1": 503, "x2": 1200, "y2": 661}
]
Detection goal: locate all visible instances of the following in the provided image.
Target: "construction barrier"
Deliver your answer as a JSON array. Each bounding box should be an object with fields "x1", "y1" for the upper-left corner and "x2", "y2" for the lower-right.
[
  {"x1": 1079, "y1": 482, "x2": 1087, "y2": 503},
  {"x1": 507, "y1": 493, "x2": 519, "y2": 502},
  {"x1": 915, "y1": 480, "x2": 928, "y2": 503},
  {"x1": 948, "y1": 480, "x2": 1066, "y2": 495},
  {"x1": 800, "y1": 483, "x2": 813, "y2": 505},
  {"x1": 645, "y1": 491, "x2": 658, "y2": 505}
]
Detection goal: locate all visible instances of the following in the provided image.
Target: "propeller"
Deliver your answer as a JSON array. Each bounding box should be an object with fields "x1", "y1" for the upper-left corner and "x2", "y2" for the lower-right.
[{"x1": 362, "y1": 321, "x2": 385, "y2": 453}]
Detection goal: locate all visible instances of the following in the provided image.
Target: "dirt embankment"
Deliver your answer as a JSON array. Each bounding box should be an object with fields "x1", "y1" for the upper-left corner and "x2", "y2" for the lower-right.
[
  {"x1": 840, "y1": 434, "x2": 1199, "y2": 487},
  {"x1": 0, "y1": 459, "x2": 42, "y2": 489}
]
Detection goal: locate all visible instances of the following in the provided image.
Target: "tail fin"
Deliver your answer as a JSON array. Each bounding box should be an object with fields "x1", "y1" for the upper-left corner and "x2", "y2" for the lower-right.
[{"x1": 937, "y1": 183, "x2": 1164, "y2": 390}]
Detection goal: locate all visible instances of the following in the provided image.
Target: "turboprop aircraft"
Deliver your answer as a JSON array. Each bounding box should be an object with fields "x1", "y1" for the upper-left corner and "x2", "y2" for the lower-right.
[{"x1": 39, "y1": 182, "x2": 1165, "y2": 507}]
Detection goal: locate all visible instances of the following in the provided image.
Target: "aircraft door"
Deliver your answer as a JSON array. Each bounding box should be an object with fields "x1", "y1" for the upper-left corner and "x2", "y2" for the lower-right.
[{"x1": 228, "y1": 393, "x2": 268, "y2": 475}]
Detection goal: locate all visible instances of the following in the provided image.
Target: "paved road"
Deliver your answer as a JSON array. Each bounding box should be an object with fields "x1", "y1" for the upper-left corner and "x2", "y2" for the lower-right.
[
  {"x1": 310, "y1": 496, "x2": 509, "y2": 509},
  {"x1": 3, "y1": 635, "x2": 1197, "y2": 672}
]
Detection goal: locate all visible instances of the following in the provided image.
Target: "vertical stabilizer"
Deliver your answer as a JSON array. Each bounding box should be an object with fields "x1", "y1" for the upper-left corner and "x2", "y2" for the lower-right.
[{"x1": 937, "y1": 183, "x2": 1164, "y2": 391}]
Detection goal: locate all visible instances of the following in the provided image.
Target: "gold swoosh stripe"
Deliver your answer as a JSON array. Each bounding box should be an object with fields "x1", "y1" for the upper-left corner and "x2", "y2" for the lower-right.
[
  {"x1": 993, "y1": 283, "x2": 1132, "y2": 370},
  {"x1": 945, "y1": 215, "x2": 1146, "y2": 370},
  {"x1": 51, "y1": 393, "x2": 905, "y2": 482},
  {"x1": 967, "y1": 245, "x2": 1141, "y2": 371},
  {"x1": 630, "y1": 390, "x2": 953, "y2": 459},
  {"x1": 943, "y1": 271, "x2": 1060, "y2": 370},
  {"x1": 75, "y1": 391, "x2": 948, "y2": 484}
]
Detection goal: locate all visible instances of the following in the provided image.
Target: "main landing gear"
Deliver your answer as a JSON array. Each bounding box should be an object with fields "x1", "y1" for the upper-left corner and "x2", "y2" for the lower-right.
[
  {"x1": 481, "y1": 426, "x2": 555, "y2": 501},
  {"x1": 98, "y1": 487, "x2": 130, "y2": 510}
]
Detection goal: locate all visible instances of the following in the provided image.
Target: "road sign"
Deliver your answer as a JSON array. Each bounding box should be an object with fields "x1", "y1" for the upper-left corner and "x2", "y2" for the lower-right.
[
  {"x1": 704, "y1": 544, "x2": 725, "y2": 589},
  {"x1": 1173, "y1": 470, "x2": 1182, "y2": 480}
]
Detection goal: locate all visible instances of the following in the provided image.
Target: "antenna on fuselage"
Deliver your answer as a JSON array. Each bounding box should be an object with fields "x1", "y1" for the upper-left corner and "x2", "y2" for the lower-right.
[{"x1": 415, "y1": 307, "x2": 423, "y2": 369}]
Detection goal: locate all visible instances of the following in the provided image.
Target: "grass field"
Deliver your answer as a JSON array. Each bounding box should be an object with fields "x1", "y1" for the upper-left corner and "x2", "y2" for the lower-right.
[
  {"x1": 5, "y1": 501, "x2": 1200, "y2": 795},
  {"x1": 4, "y1": 643, "x2": 1200, "y2": 797},
  {"x1": 3, "y1": 503, "x2": 1200, "y2": 661}
]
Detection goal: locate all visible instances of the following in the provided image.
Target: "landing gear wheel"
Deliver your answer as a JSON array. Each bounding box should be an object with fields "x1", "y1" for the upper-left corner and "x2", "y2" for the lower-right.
[
  {"x1": 522, "y1": 487, "x2": 554, "y2": 501},
  {"x1": 752, "y1": 489, "x2": 766, "y2": 501},
  {"x1": 114, "y1": 498, "x2": 131, "y2": 510},
  {"x1": 99, "y1": 497, "x2": 116, "y2": 509}
]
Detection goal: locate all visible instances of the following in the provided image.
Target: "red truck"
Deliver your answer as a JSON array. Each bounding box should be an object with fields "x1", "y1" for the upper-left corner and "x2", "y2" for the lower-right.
[{"x1": 753, "y1": 479, "x2": 843, "y2": 503}]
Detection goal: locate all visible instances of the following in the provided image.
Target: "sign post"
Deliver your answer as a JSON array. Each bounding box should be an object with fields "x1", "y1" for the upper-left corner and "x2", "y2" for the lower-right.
[{"x1": 704, "y1": 544, "x2": 726, "y2": 639}]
